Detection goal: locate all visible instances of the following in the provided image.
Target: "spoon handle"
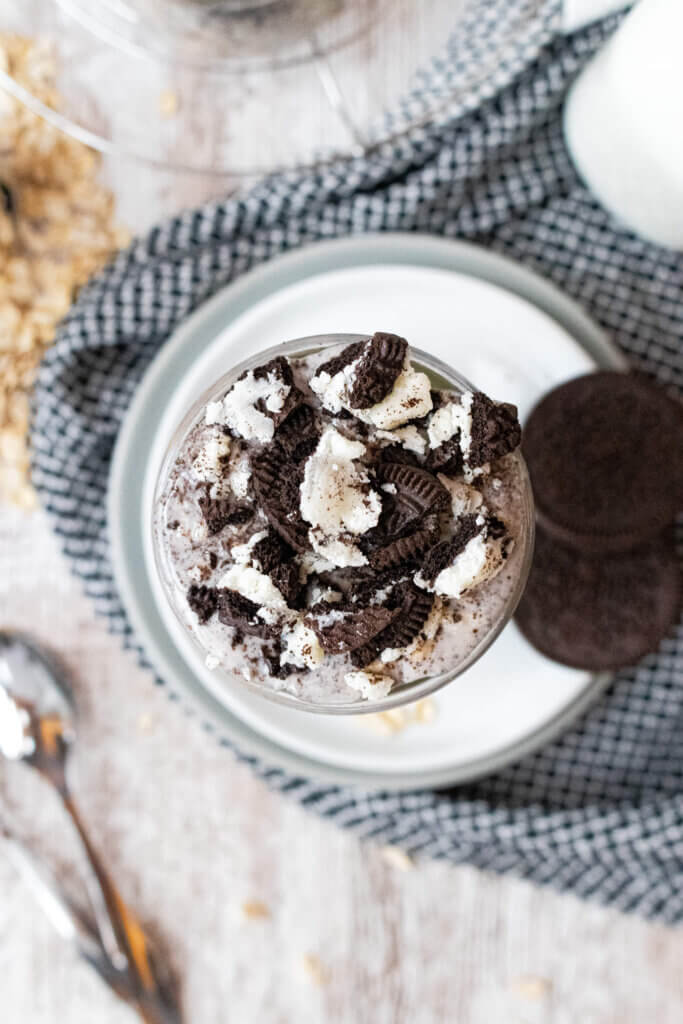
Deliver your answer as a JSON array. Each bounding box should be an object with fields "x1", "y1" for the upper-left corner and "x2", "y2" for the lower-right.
[
  {"x1": 61, "y1": 791, "x2": 157, "y2": 988},
  {"x1": 2, "y1": 830, "x2": 180, "y2": 1023}
]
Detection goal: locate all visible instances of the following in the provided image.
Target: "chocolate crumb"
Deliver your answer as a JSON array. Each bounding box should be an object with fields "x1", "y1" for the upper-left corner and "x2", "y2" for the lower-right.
[{"x1": 187, "y1": 584, "x2": 218, "y2": 624}]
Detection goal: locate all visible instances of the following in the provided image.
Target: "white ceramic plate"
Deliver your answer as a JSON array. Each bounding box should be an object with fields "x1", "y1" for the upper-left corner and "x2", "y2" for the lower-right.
[{"x1": 109, "y1": 234, "x2": 626, "y2": 788}]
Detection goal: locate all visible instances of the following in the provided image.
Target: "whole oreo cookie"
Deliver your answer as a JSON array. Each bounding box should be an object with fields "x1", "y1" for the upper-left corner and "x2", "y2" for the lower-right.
[
  {"x1": 515, "y1": 527, "x2": 681, "y2": 671},
  {"x1": 523, "y1": 372, "x2": 683, "y2": 553}
]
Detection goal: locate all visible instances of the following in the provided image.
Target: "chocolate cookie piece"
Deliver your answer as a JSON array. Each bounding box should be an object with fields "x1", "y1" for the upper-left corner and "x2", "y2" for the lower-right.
[
  {"x1": 369, "y1": 512, "x2": 440, "y2": 571},
  {"x1": 314, "y1": 340, "x2": 367, "y2": 381},
  {"x1": 425, "y1": 436, "x2": 463, "y2": 476},
  {"x1": 216, "y1": 589, "x2": 276, "y2": 638},
  {"x1": 376, "y1": 462, "x2": 450, "y2": 535},
  {"x1": 515, "y1": 527, "x2": 681, "y2": 671},
  {"x1": 419, "y1": 514, "x2": 482, "y2": 586},
  {"x1": 250, "y1": 528, "x2": 303, "y2": 606},
  {"x1": 198, "y1": 494, "x2": 253, "y2": 535},
  {"x1": 187, "y1": 584, "x2": 218, "y2": 624},
  {"x1": 251, "y1": 450, "x2": 309, "y2": 551},
  {"x1": 248, "y1": 355, "x2": 304, "y2": 429},
  {"x1": 307, "y1": 604, "x2": 397, "y2": 655},
  {"x1": 351, "y1": 582, "x2": 434, "y2": 667},
  {"x1": 523, "y1": 372, "x2": 683, "y2": 553},
  {"x1": 275, "y1": 403, "x2": 320, "y2": 463},
  {"x1": 347, "y1": 332, "x2": 408, "y2": 409},
  {"x1": 377, "y1": 445, "x2": 421, "y2": 468},
  {"x1": 468, "y1": 393, "x2": 521, "y2": 468}
]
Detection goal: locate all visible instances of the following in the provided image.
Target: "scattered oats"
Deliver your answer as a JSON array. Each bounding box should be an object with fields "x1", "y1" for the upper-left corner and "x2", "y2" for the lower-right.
[
  {"x1": 136, "y1": 712, "x2": 155, "y2": 734},
  {"x1": 356, "y1": 698, "x2": 437, "y2": 736},
  {"x1": 301, "y1": 953, "x2": 329, "y2": 987},
  {"x1": 159, "y1": 90, "x2": 180, "y2": 117},
  {"x1": 0, "y1": 33, "x2": 127, "y2": 508},
  {"x1": 509, "y1": 976, "x2": 553, "y2": 1000},
  {"x1": 380, "y1": 845, "x2": 414, "y2": 871},
  {"x1": 241, "y1": 900, "x2": 270, "y2": 921}
]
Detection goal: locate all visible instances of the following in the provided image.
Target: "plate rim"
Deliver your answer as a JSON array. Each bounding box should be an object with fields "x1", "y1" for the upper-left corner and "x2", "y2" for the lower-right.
[{"x1": 109, "y1": 232, "x2": 625, "y2": 790}]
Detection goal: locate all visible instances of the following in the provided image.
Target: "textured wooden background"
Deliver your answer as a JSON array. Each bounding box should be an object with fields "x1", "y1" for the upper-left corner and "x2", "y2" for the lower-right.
[{"x1": 2, "y1": 2, "x2": 681, "y2": 1021}]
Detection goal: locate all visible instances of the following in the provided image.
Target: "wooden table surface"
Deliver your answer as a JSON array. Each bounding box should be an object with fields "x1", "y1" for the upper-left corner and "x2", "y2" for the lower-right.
[{"x1": 1, "y1": 3, "x2": 682, "y2": 1022}]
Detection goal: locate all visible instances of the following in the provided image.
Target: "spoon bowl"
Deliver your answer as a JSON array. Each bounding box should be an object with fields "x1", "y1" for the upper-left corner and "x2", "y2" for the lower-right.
[{"x1": 0, "y1": 631, "x2": 75, "y2": 772}]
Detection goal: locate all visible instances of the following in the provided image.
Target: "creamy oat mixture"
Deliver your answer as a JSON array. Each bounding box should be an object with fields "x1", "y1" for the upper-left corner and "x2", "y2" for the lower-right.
[{"x1": 156, "y1": 333, "x2": 527, "y2": 704}]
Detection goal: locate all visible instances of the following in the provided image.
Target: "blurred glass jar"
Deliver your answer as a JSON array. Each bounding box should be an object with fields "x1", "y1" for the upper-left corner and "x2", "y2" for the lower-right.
[{"x1": 0, "y1": 1, "x2": 550, "y2": 226}]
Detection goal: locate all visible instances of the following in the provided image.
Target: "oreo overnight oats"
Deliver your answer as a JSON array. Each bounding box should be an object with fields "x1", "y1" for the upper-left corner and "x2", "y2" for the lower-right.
[{"x1": 153, "y1": 333, "x2": 532, "y2": 709}]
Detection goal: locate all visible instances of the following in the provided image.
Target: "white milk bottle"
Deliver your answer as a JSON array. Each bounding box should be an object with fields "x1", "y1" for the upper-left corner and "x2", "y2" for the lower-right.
[{"x1": 564, "y1": 0, "x2": 683, "y2": 249}]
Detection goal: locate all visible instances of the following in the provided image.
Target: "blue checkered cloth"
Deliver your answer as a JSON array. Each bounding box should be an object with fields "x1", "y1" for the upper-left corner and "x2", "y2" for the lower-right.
[{"x1": 32, "y1": 3, "x2": 683, "y2": 922}]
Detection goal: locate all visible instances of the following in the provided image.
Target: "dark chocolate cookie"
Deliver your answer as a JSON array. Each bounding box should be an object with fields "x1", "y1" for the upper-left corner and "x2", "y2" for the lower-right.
[
  {"x1": 187, "y1": 584, "x2": 217, "y2": 624},
  {"x1": 247, "y1": 355, "x2": 303, "y2": 429},
  {"x1": 217, "y1": 590, "x2": 276, "y2": 638},
  {"x1": 515, "y1": 527, "x2": 681, "y2": 671},
  {"x1": 523, "y1": 372, "x2": 683, "y2": 553},
  {"x1": 251, "y1": 450, "x2": 309, "y2": 551},
  {"x1": 198, "y1": 493, "x2": 253, "y2": 535},
  {"x1": 347, "y1": 332, "x2": 408, "y2": 409},
  {"x1": 468, "y1": 393, "x2": 521, "y2": 468},
  {"x1": 351, "y1": 582, "x2": 434, "y2": 668}
]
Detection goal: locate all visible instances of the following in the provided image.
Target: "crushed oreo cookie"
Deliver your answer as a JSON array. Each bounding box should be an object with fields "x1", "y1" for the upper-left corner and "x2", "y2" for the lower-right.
[
  {"x1": 217, "y1": 589, "x2": 276, "y2": 638},
  {"x1": 275, "y1": 402, "x2": 320, "y2": 462},
  {"x1": 469, "y1": 393, "x2": 521, "y2": 468},
  {"x1": 248, "y1": 355, "x2": 303, "y2": 429},
  {"x1": 199, "y1": 493, "x2": 253, "y2": 535},
  {"x1": 251, "y1": 450, "x2": 309, "y2": 551},
  {"x1": 347, "y1": 332, "x2": 408, "y2": 409},
  {"x1": 418, "y1": 514, "x2": 482, "y2": 586},
  {"x1": 187, "y1": 584, "x2": 218, "y2": 624},
  {"x1": 308, "y1": 603, "x2": 397, "y2": 655}
]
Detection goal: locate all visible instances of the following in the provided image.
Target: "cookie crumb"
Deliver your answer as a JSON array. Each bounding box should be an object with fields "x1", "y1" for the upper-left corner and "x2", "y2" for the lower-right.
[
  {"x1": 509, "y1": 976, "x2": 553, "y2": 1000},
  {"x1": 241, "y1": 900, "x2": 270, "y2": 921},
  {"x1": 301, "y1": 953, "x2": 329, "y2": 986},
  {"x1": 159, "y1": 89, "x2": 179, "y2": 117},
  {"x1": 380, "y1": 846, "x2": 414, "y2": 871},
  {"x1": 136, "y1": 713, "x2": 155, "y2": 734}
]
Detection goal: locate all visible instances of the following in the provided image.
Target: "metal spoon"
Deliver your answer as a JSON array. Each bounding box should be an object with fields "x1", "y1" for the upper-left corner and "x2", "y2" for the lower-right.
[{"x1": 0, "y1": 630, "x2": 182, "y2": 1024}]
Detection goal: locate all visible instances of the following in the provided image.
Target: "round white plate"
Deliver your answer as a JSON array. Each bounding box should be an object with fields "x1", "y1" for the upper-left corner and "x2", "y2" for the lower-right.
[{"x1": 110, "y1": 234, "x2": 626, "y2": 789}]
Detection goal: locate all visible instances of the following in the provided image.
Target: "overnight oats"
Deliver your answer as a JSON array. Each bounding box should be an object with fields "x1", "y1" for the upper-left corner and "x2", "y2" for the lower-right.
[{"x1": 153, "y1": 333, "x2": 533, "y2": 711}]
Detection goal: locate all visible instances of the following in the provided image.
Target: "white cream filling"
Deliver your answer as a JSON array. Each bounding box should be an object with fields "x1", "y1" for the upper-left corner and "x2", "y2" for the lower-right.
[
  {"x1": 354, "y1": 365, "x2": 432, "y2": 430},
  {"x1": 206, "y1": 369, "x2": 290, "y2": 443},
  {"x1": 218, "y1": 564, "x2": 287, "y2": 611},
  {"x1": 427, "y1": 391, "x2": 474, "y2": 454},
  {"x1": 228, "y1": 458, "x2": 251, "y2": 499},
  {"x1": 300, "y1": 427, "x2": 381, "y2": 568},
  {"x1": 191, "y1": 433, "x2": 232, "y2": 491},
  {"x1": 311, "y1": 350, "x2": 432, "y2": 431},
  {"x1": 309, "y1": 355, "x2": 363, "y2": 414},
  {"x1": 230, "y1": 530, "x2": 269, "y2": 566},
  {"x1": 375, "y1": 424, "x2": 427, "y2": 455},
  {"x1": 344, "y1": 670, "x2": 394, "y2": 701},
  {"x1": 436, "y1": 475, "x2": 483, "y2": 518},
  {"x1": 416, "y1": 532, "x2": 507, "y2": 600},
  {"x1": 280, "y1": 618, "x2": 325, "y2": 671}
]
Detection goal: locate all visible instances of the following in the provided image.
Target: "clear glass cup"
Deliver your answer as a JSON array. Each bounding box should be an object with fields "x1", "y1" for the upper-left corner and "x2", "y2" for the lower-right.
[{"x1": 151, "y1": 334, "x2": 535, "y2": 715}]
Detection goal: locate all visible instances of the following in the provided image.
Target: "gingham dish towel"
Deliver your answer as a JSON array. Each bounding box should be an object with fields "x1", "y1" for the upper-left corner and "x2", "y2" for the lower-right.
[{"x1": 32, "y1": 3, "x2": 683, "y2": 923}]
